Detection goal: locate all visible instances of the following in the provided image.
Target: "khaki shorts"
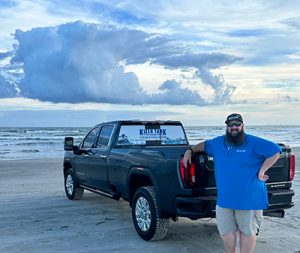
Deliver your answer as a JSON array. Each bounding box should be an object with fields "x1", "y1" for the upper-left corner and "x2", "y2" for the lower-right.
[{"x1": 216, "y1": 205, "x2": 263, "y2": 236}]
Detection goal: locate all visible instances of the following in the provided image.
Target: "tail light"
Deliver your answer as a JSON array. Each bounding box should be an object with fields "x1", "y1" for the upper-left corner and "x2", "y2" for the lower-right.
[
  {"x1": 179, "y1": 158, "x2": 196, "y2": 187},
  {"x1": 289, "y1": 153, "x2": 296, "y2": 181}
]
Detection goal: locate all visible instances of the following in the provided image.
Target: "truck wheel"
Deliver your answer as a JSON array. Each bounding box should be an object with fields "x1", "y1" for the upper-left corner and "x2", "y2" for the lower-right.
[
  {"x1": 64, "y1": 169, "x2": 84, "y2": 200},
  {"x1": 132, "y1": 186, "x2": 169, "y2": 241}
]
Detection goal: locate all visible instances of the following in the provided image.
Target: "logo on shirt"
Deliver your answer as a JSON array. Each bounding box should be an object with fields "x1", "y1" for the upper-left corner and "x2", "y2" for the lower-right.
[{"x1": 236, "y1": 149, "x2": 246, "y2": 152}]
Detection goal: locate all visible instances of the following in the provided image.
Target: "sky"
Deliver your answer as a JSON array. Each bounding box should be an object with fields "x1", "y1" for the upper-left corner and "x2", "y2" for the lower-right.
[{"x1": 0, "y1": 0, "x2": 300, "y2": 127}]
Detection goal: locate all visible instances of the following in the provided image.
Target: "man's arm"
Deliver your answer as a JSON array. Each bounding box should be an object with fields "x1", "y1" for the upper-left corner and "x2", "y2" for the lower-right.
[
  {"x1": 258, "y1": 152, "x2": 281, "y2": 181},
  {"x1": 183, "y1": 141, "x2": 205, "y2": 168}
]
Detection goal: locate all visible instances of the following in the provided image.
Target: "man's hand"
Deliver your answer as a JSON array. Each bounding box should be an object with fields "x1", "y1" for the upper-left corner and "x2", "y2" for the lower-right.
[
  {"x1": 258, "y1": 170, "x2": 269, "y2": 181},
  {"x1": 183, "y1": 150, "x2": 192, "y2": 168},
  {"x1": 258, "y1": 152, "x2": 280, "y2": 182}
]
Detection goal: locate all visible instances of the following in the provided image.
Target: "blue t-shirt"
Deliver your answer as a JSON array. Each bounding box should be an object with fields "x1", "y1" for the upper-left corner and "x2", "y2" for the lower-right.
[{"x1": 204, "y1": 134, "x2": 281, "y2": 210}]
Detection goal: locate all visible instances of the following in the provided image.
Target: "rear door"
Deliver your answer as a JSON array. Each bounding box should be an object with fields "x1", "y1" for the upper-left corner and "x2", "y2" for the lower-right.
[{"x1": 73, "y1": 124, "x2": 115, "y2": 190}]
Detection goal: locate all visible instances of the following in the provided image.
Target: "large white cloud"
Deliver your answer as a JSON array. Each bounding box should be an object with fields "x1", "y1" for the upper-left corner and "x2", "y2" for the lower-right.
[{"x1": 8, "y1": 21, "x2": 240, "y2": 105}]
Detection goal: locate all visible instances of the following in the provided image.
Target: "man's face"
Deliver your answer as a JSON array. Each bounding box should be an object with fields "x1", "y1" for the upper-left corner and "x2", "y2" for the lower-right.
[{"x1": 226, "y1": 121, "x2": 244, "y2": 137}]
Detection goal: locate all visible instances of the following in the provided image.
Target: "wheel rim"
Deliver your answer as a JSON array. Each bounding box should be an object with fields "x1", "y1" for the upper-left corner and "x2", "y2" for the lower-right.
[
  {"x1": 135, "y1": 196, "x2": 152, "y2": 231},
  {"x1": 66, "y1": 174, "x2": 74, "y2": 196}
]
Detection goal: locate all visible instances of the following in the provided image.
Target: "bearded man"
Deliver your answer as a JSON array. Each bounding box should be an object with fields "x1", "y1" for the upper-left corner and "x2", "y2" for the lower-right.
[{"x1": 183, "y1": 113, "x2": 281, "y2": 253}]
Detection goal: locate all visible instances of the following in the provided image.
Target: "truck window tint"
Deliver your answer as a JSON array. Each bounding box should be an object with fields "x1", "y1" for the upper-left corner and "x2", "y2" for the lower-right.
[
  {"x1": 97, "y1": 125, "x2": 114, "y2": 148},
  {"x1": 117, "y1": 125, "x2": 187, "y2": 146},
  {"x1": 82, "y1": 127, "x2": 99, "y2": 148}
]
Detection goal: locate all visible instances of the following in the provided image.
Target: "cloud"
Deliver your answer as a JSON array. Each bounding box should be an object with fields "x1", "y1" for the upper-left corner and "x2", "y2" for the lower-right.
[
  {"x1": 9, "y1": 21, "x2": 240, "y2": 105},
  {"x1": 149, "y1": 79, "x2": 206, "y2": 105},
  {"x1": 281, "y1": 95, "x2": 299, "y2": 103},
  {"x1": 194, "y1": 68, "x2": 236, "y2": 104},
  {"x1": 282, "y1": 16, "x2": 300, "y2": 30},
  {"x1": 226, "y1": 29, "x2": 269, "y2": 38},
  {"x1": 153, "y1": 53, "x2": 241, "y2": 69},
  {"x1": 0, "y1": 74, "x2": 18, "y2": 98},
  {"x1": 153, "y1": 53, "x2": 240, "y2": 103},
  {"x1": 0, "y1": 51, "x2": 13, "y2": 61},
  {"x1": 264, "y1": 80, "x2": 300, "y2": 89}
]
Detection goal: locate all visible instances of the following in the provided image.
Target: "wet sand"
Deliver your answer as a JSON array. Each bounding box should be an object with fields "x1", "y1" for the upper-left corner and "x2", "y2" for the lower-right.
[{"x1": 0, "y1": 148, "x2": 299, "y2": 253}]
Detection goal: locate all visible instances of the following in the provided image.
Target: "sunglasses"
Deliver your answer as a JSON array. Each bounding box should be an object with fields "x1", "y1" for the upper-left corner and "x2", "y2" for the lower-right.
[{"x1": 227, "y1": 122, "x2": 242, "y2": 127}]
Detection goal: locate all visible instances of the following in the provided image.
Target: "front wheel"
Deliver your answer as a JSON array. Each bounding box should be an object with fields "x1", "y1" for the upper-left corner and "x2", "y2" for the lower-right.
[
  {"x1": 64, "y1": 169, "x2": 84, "y2": 200},
  {"x1": 132, "y1": 186, "x2": 169, "y2": 241}
]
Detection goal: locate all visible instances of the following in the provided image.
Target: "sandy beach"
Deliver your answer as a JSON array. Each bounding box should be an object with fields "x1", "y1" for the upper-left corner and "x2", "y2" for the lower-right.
[{"x1": 0, "y1": 148, "x2": 299, "y2": 253}]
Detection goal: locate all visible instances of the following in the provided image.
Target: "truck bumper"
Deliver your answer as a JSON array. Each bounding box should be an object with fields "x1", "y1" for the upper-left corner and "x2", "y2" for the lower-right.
[
  {"x1": 174, "y1": 188, "x2": 295, "y2": 219},
  {"x1": 265, "y1": 188, "x2": 295, "y2": 216},
  {"x1": 174, "y1": 195, "x2": 216, "y2": 219}
]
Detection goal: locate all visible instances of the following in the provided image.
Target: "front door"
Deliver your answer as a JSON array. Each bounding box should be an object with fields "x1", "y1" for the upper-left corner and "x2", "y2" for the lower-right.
[
  {"x1": 88, "y1": 125, "x2": 114, "y2": 190},
  {"x1": 73, "y1": 126, "x2": 100, "y2": 185}
]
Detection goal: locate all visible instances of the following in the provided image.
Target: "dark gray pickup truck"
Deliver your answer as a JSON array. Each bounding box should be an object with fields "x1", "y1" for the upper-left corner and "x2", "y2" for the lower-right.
[{"x1": 63, "y1": 120, "x2": 295, "y2": 241}]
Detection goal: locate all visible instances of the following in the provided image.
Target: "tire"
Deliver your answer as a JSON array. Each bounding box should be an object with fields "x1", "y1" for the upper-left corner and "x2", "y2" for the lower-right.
[
  {"x1": 132, "y1": 186, "x2": 169, "y2": 241},
  {"x1": 64, "y1": 169, "x2": 84, "y2": 200}
]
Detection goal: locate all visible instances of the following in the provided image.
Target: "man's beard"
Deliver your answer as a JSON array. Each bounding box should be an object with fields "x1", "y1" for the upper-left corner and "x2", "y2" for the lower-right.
[{"x1": 226, "y1": 128, "x2": 245, "y2": 146}]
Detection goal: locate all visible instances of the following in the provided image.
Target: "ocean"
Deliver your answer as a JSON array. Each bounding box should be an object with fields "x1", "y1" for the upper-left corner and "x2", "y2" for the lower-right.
[{"x1": 1, "y1": 125, "x2": 300, "y2": 160}]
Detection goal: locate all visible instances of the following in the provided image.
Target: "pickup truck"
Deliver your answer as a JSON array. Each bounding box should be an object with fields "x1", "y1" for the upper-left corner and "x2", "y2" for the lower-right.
[{"x1": 63, "y1": 120, "x2": 295, "y2": 241}]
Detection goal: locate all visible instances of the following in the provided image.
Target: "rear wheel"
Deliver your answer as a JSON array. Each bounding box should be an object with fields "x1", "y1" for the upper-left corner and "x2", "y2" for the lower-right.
[
  {"x1": 132, "y1": 186, "x2": 169, "y2": 241},
  {"x1": 64, "y1": 169, "x2": 84, "y2": 200}
]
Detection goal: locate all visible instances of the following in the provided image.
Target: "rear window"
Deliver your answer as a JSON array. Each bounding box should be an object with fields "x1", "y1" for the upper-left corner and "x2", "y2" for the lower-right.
[{"x1": 117, "y1": 124, "x2": 187, "y2": 146}]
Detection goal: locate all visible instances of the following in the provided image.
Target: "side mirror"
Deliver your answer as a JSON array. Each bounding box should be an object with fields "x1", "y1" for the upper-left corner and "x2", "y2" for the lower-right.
[{"x1": 64, "y1": 137, "x2": 74, "y2": 151}]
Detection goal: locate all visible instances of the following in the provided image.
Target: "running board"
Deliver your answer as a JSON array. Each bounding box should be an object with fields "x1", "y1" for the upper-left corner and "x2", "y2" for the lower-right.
[{"x1": 80, "y1": 185, "x2": 120, "y2": 200}]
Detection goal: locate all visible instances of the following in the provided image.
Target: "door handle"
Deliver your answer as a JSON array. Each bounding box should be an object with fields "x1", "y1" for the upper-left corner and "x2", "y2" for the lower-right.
[
  {"x1": 100, "y1": 154, "x2": 107, "y2": 158},
  {"x1": 83, "y1": 150, "x2": 94, "y2": 156}
]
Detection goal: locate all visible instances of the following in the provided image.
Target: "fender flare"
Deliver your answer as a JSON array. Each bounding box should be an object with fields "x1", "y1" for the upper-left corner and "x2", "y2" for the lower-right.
[{"x1": 127, "y1": 166, "x2": 161, "y2": 208}]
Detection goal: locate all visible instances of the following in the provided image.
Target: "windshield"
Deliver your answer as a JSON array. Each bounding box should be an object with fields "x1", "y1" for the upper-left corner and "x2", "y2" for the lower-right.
[{"x1": 117, "y1": 124, "x2": 188, "y2": 146}]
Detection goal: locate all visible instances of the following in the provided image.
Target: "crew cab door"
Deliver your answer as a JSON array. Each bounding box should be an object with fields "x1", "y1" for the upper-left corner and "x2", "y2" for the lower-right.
[
  {"x1": 89, "y1": 124, "x2": 114, "y2": 189},
  {"x1": 73, "y1": 125, "x2": 114, "y2": 190},
  {"x1": 73, "y1": 126, "x2": 100, "y2": 184}
]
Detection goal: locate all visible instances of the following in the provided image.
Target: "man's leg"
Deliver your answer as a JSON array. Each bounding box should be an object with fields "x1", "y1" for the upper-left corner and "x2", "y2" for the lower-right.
[
  {"x1": 240, "y1": 232, "x2": 256, "y2": 253},
  {"x1": 216, "y1": 206, "x2": 238, "y2": 253},
  {"x1": 235, "y1": 210, "x2": 262, "y2": 253},
  {"x1": 221, "y1": 231, "x2": 238, "y2": 253}
]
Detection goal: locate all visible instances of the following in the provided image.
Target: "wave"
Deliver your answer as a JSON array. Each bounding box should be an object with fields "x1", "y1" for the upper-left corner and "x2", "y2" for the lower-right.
[
  {"x1": 20, "y1": 149, "x2": 40, "y2": 153},
  {"x1": 0, "y1": 151, "x2": 10, "y2": 154},
  {"x1": 15, "y1": 142, "x2": 59, "y2": 146}
]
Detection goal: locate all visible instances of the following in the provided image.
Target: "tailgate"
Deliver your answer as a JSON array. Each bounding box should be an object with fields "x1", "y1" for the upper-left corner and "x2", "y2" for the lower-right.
[
  {"x1": 192, "y1": 143, "x2": 293, "y2": 190},
  {"x1": 266, "y1": 144, "x2": 293, "y2": 190}
]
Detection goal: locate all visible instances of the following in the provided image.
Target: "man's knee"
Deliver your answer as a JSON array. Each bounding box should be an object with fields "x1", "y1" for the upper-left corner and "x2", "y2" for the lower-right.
[
  {"x1": 240, "y1": 232, "x2": 256, "y2": 243},
  {"x1": 221, "y1": 231, "x2": 236, "y2": 240}
]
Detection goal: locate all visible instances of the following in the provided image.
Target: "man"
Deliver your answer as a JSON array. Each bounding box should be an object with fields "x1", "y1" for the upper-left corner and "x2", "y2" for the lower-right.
[{"x1": 183, "y1": 113, "x2": 281, "y2": 253}]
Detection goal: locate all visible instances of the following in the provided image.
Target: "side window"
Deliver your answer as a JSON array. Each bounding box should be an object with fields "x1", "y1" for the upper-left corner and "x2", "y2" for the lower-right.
[
  {"x1": 97, "y1": 125, "x2": 114, "y2": 148},
  {"x1": 82, "y1": 127, "x2": 99, "y2": 148}
]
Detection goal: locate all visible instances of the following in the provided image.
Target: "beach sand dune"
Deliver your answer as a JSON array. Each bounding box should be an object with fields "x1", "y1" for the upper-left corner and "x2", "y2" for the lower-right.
[{"x1": 0, "y1": 148, "x2": 299, "y2": 253}]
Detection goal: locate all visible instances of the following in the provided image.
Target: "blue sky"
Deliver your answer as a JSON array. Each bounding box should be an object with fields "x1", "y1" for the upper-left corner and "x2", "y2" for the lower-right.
[{"x1": 0, "y1": 0, "x2": 300, "y2": 126}]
